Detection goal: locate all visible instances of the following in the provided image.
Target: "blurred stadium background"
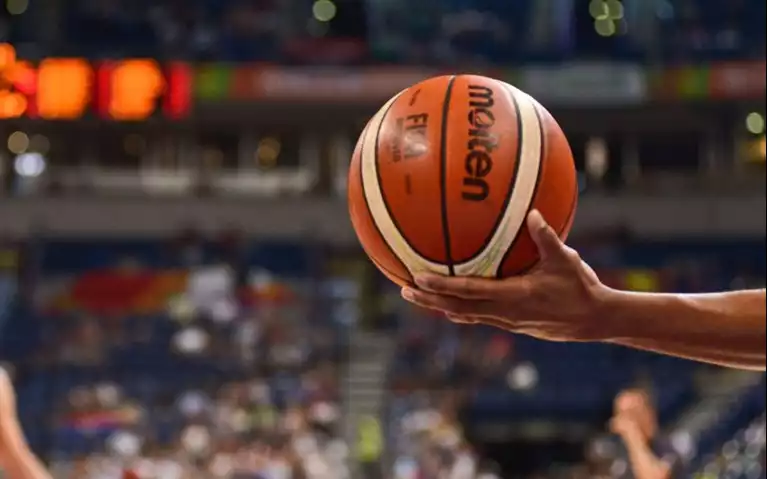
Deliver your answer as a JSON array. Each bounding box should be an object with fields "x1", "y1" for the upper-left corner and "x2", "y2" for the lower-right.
[{"x1": 0, "y1": 0, "x2": 765, "y2": 478}]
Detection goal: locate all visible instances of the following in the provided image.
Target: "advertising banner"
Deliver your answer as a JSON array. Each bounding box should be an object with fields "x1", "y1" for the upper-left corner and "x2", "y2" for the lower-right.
[
  {"x1": 228, "y1": 66, "x2": 442, "y2": 102},
  {"x1": 517, "y1": 63, "x2": 647, "y2": 105},
  {"x1": 708, "y1": 61, "x2": 766, "y2": 99},
  {"x1": 652, "y1": 61, "x2": 766, "y2": 101}
]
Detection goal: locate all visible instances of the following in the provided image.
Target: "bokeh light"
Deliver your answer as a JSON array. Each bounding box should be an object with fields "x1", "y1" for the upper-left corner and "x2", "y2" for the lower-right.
[{"x1": 312, "y1": 0, "x2": 337, "y2": 22}]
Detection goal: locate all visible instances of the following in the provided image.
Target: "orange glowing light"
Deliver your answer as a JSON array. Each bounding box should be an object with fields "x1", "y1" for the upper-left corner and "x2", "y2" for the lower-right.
[
  {"x1": 36, "y1": 59, "x2": 92, "y2": 119},
  {"x1": 108, "y1": 60, "x2": 165, "y2": 120},
  {"x1": 0, "y1": 90, "x2": 27, "y2": 118},
  {"x1": 0, "y1": 44, "x2": 187, "y2": 121}
]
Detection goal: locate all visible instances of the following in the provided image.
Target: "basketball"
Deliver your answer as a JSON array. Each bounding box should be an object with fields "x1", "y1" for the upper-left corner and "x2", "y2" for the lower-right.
[{"x1": 348, "y1": 74, "x2": 578, "y2": 287}]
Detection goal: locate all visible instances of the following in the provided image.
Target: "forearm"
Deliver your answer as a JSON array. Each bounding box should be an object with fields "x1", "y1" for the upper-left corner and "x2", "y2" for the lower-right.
[
  {"x1": 602, "y1": 289, "x2": 766, "y2": 371},
  {"x1": 0, "y1": 448, "x2": 52, "y2": 479},
  {"x1": 622, "y1": 434, "x2": 671, "y2": 479},
  {"x1": 0, "y1": 423, "x2": 52, "y2": 479}
]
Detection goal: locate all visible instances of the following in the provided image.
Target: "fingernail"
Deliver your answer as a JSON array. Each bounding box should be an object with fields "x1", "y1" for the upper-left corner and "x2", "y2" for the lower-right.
[
  {"x1": 401, "y1": 288, "x2": 415, "y2": 301},
  {"x1": 414, "y1": 274, "x2": 429, "y2": 287}
]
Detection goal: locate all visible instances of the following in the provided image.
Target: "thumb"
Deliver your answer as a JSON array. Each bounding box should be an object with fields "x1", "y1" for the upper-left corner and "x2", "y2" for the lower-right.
[{"x1": 527, "y1": 209, "x2": 566, "y2": 262}]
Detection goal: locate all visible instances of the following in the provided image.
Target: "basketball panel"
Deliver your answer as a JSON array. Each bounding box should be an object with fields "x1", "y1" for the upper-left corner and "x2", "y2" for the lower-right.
[
  {"x1": 443, "y1": 75, "x2": 524, "y2": 266},
  {"x1": 355, "y1": 88, "x2": 451, "y2": 277},
  {"x1": 375, "y1": 75, "x2": 453, "y2": 264},
  {"x1": 498, "y1": 95, "x2": 578, "y2": 276},
  {"x1": 348, "y1": 124, "x2": 413, "y2": 286},
  {"x1": 452, "y1": 82, "x2": 544, "y2": 277}
]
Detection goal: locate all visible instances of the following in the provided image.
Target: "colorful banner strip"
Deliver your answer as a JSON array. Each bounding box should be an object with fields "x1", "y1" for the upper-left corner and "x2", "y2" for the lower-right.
[{"x1": 187, "y1": 60, "x2": 764, "y2": 105}]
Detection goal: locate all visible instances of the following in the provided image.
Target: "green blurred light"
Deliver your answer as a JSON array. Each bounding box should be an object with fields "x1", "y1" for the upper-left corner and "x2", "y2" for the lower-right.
[
  {"x1": 590, "y1": 0, "x2": 624, "y2": 22},
  {"x1": 746, "y1": 112, "x2": 765, "y2": 135},
  {"x1": 6, "y1": 0, "x2": 28, "y2": 15},
  {"x1": 594, "y1": 18, "x2": 617, "y2": 36},
  {"x1": 606, "y1": 0, "x2": 624, "y2": 19},
  {"x1": 589, "y1": 0, "x2": 609, "y2": 20},
  {"x1": 313, "y1": 0, "x2": 337, "y2": 22}
]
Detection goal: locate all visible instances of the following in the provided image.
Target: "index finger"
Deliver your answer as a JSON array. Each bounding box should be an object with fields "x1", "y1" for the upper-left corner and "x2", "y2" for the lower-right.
[{"x1": 414, "y1": 273, "x2": 530, "y2": 300}]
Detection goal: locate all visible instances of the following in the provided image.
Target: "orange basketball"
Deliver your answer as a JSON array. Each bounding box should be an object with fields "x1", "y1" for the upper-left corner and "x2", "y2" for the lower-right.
[{"x1": 348, "y1": 74, "x2": 577, "y2": 287}]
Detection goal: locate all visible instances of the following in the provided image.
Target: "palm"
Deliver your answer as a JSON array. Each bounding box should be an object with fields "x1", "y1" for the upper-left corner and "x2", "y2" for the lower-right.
[{"x1": 403, "y1": 210, "x2": 609, "y2": 343}]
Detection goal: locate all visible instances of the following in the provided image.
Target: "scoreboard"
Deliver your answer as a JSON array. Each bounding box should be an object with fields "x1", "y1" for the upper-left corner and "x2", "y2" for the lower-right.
[{"x1": 0, "y1": 43, "x2": 192, "y2": 121}]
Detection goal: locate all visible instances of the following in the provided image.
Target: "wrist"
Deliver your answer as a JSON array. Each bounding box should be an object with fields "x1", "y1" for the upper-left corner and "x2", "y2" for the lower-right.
[
  {"x1": 616, "y1": 425, "x2": 648, "y2": 448},
  {"x1": 593, "y1": 286, "x2": 636, "y2": 342}
]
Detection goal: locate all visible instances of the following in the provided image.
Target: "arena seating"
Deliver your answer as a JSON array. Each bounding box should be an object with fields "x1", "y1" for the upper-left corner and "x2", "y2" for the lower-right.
[
  {"x1": 6, "y1": 0, "x2": 765, "y2": 61},
  {"x1": 385, "y1": 240, "x2": 766, "y2": 477},
  {"x1": 3, "y1": 238, "x2": 350, "y2": 477},
  {"x1": 0, "y1": 233, "x2": 763, "y2": 477},
  {"x1": 657, "y1": 0, "x2": 766, "y2": 61},
  {"x1": 1, "y1": 0, "x2": 764, "y2": 477},
  {"x1": 696, "y1": 414, "x2": 766, "y2": 479}
]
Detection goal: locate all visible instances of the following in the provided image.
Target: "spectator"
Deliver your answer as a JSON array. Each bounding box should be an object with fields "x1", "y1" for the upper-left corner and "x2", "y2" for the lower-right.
[
  {"x1": 6, "y1": 236, "x2": 351, "y2": 478},
  {"x1": 356, "y1": 415, "x2": 383, "y2": 479},
  {"x1": 609, "y1": 388, "x2": 685, "y2": 479}
]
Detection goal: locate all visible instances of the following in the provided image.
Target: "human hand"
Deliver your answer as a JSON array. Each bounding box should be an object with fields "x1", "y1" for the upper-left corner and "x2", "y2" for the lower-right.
[
  {"x1": 609, "y1": 413, "x2": 644, "y2": 440},
  {"x1": 401, "y1": 210, "x2": 611, "y2": 342},
  {"x1": 614, "y1": 390, "x2": 648, "y2": 415}
]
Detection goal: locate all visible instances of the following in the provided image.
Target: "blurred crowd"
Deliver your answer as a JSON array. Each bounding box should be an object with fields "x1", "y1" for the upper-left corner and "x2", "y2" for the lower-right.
[
  {"x1": 1, "y1": 0, "x2": 765, "y2": 477},
  {"x1": 698, "y1": 415, "x2": 766, "y2": 478},
  {"x1": 3, "y1": 0, "x2": 765, "y2": 62},
  {"x1": 5, "y1": 232, "x2": 351, "y2": 478},
  {"x1": 0, "y1": 233, "x2": 764, "y2": 478},
  {"x1": 0, "y1": 224, "x2": 764, "y2": 479},
  {"x1": 383, "y1": 238, "x2": 766, "y2": 479}
]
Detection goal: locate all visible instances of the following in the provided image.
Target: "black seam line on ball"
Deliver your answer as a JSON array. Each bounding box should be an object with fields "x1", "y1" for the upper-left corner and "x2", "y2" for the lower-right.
[{"x1": 439, "y1": 75, "x2": 458, "y2": 276}]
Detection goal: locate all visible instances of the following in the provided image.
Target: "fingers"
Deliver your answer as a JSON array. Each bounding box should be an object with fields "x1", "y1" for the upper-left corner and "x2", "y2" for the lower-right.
[
  {"x1": 415, "y1": 273, "x2": 533, "y2": 303},
  {"x1": 527, "y1": 209, "x2": 567, "y2": 262},
  {"x1": 445, "y1": 314, "x2": 517, "y2": 334},
  {"x1": 468, "y1": 316, "x2": 517, "y2": 332},
  {"x1": 414, "y1": 273, "x2": 509, "y2": 300},
  {"x1": 401, "y1": 288, "x2": 496, "y2": 316},
  {"x1": 445, "y1": 313, "x2": 479, "y2": 324},
  {"x1": 445, "y1": 314, "x2": 536, "y2": 338}
]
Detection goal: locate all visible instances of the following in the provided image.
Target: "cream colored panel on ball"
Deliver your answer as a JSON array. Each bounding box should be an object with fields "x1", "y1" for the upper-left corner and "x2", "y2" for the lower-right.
[
  {"x1": 453, "y1": 81, "x2": 543, "y2": 277},
  {"x1": 360, "y1": 90, "x2": 451, "y2": 276}
]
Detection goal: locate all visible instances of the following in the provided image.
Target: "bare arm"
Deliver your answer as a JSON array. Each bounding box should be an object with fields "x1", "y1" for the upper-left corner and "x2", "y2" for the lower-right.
[
  {"x1": 0, "y1": 369, "x2": 52, "y2": 479},
  {"x1": 617, "y1": 425, "x2": 672, "y2": 479},
  {"x1": 401, "y1": 211, "x2": 766, "y2": 371},
  {"x1": 0, "y1": 429, "x2": 53, "y2": 479},
  {"x1": 603, "y1": 289, "x2": 766, "y2": 371}
]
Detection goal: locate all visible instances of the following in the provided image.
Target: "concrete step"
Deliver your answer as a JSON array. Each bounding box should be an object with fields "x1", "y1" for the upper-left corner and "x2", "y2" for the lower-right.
[
  {"x1": 343, "y1": 332, "x2": 396, "y2": 478},
  {"x1": 346, "y1": 374, "x2": 387, "y2": 382},
  {"x1": 346, "y1": 374, "x2": 386, "y2": 380},
  {"x1": 345, "y1": 377, "x2": 386, "y2": 385},
  {"x1": 347, "y1": 402, "x2": 382, "y2": 408},
  {"x1": 349, "y1": 363, "x2": 389, "y2": 372},
  {"x1": 344, "y1": 388, "x2": 384, "y2": 397},
  {"x1": 346, "y1": 398, "x2": 383, "y2": 405},
  {"x1": 349, "y1": 337, "x2": 395, "y2": 355},
  {"x1": 345, "y1": 405, "x2": 383, "y2": 412},
  {"x1": 350, "y1": 340, "x2": 394, "y2": 352}
]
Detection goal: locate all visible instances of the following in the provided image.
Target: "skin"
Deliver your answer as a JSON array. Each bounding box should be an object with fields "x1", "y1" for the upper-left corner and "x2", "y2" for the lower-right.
[
  {"x1": 401, "y1": 210, "x2": 767, "y2": 371},
  {"x1": 0, "y1": 368, "x2": 52, "y2": 479},
  {"x1": 609, "y1": 390, "x2": 672, "y2": 479}
]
